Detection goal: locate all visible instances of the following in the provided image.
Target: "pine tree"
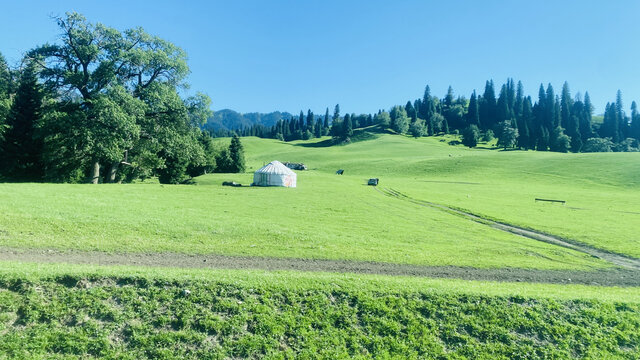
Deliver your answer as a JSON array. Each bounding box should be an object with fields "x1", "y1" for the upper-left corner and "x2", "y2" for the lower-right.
[
  {"x1": 514, "y1": 81, "x2": 524, "y2": 121},
  {"x1": 405, "y1": 101, "x2": 416, "y2": 122},
  {"x1": 479, "y1": 80, "x2": 496, "y2": 130},
  {"x1": 517, "y1": 97, "x2": 532, "y2": 149},
  {"x1": 560, "y1": 82, "x2": 580, "y2": 151},
  {"x1": 467, "y1": 90, "x2": 480, "y2": 126},
  {"x1": 307, "y1": 109, "x2": 314, "y2": 136},
  {"x1": 0, "y1": 61, "x2": 44, "y2": 180},
  {"x1": 497, "y1": 84, "x2": 511, "y2": 122},
  {"x1": 323, "y1": 107, "x2": 330, "y2": 135},
  {"x1": 420, "y1": 85, "x2": 436, "y2": 135},
  {"x1": 615, "y1": 90, "x2": 628, "y2": 140},
  {"x1": 228, "y1": 135, "x2": 245, "y2": 173},
  {"x1": 343, "y1": 113, "x2": 353, "y2": 138},
  {"x1": 560, "y1": 82, "x2": 572, "y2": 129},
  {"x1": 630, "y1": 101, "x2": 640, "y2": 141},
  {"x1": 506, "y1": 79, "x2": 516, "y2": 116},
  {"x1": 602, "y1": 103, "x2": 620, "y2": 142},
  {"x1": 314, "y1": 116, "x2": 323, "y2": 138},
  {"x1": 536, "y1": 125, "x2": 549, "y2": 151},
  {"x1": 545, "y1": 84, "x2": 556, "y2": 130},
  {"x1": 581, "y1": 92, "x2": 594, "y2": 142},
  {"x1": 333, "y1": 104, "x2": 340, "y2": 122},
  {"x1": 462, "y1": 125, "x2": 479, "y2": 147},
  {"x1": 554, "y1": 95, "x2": 561, "y2": 132},
  {"x1": 298, "y1": 110, "x2": 305, "y2": 131},
  {"x1": 444, "y1": 86, "x2": 454, "y2": 108}
]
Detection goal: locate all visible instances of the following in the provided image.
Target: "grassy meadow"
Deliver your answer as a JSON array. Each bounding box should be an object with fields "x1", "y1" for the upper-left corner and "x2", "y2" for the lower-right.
[
  {"x1": 238, "y1": 133, "x2": 640, "y2": 258},
  {"x1": 0, "y1": 141, "x2": 624, "y2": 270},
  {"x1": 1, "y1": 131, "x2": 639, "y2": 358}
]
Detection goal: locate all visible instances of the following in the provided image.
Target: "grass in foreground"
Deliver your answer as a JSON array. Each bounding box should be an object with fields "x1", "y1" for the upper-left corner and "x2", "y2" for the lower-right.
[{"x1": 0, "y1": 262, "x2": 638, "y2": 359}]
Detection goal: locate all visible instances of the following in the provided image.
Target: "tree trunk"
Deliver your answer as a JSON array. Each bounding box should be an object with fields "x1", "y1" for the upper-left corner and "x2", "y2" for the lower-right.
[
  {"x1": 91, "y1": 161, "x2": 100, "y2": 184},
  {"x1": 108, "y1": 161, "x2": 119, "y2": 183}
]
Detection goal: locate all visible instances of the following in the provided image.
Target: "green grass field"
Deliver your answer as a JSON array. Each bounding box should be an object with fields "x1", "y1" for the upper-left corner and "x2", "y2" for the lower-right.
[
  {"x1": 2, "y1": 133, "x2": 638, "y2": 269},
  {"x1": 0, "y1": 262, "x2": 639, "y2": 359},
  {"x1": 1, "y1": 131, "x2": 639, "y2": 358}
]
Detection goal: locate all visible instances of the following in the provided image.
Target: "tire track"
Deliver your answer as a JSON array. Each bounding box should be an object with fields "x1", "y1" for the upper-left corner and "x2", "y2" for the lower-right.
[{"x1": 375, "y1": 187, "x2": 640, "y2": 270}]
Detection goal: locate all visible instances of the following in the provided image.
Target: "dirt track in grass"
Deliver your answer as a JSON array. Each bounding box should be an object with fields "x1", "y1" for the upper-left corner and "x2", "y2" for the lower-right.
[
  {"x1": 0, "y1": 247, "x2": 638, "y2": 287},
  {"x1": 376, "y1": 187, "x2": 640, "y2": 271}
]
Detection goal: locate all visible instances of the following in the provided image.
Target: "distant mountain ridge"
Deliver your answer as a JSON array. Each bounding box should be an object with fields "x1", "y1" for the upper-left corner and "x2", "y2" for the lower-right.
[{"x1": 203, "y1": 109, "x2": 295, "y2": 131}]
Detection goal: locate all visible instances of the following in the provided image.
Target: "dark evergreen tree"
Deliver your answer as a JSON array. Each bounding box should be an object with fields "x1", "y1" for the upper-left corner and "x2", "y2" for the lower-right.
[
  {"x1": 602, "y1": 103, "x2": 620, "y2": 142},
  {"x1": 514, "y1": 81, "x2": 524, "y2": 121},
  {"x1": 444, "y1": 86, "x2": 454, "y2": 108},
  {"x1": 228, "y1": 135, "x2": 245, "y2": 173},
  {"x1": 467, "y1": 90, "x2": 480, "y2": 126},
  {"x1": 506, "y1": 79, "x2": 516, "y2": 114},
  {"x1": 343, "y1": 113, "x2": 353, "y2": 138},
  {"x1": 462, "y1": 125, "x2": 479, "y2": 147},
  {"x1": 0, "y1": 60, "x2": 44, "y2": 180},
  {"x1": 536, "y1": 125, "x2": 549, "y2": 151},
  {"x1": 544, "y1": 84, "x2": 556, "y2": 130},
  {"x1": 419, "y1": 85, "x2": 436, "y2": 135},
  {"x1": 307, "y1": 109, "x2": 314, "y2": 136},
  {"x1": 413, "y1": 99, "x2": 421, "y2": 122},
  {"x1": 479, "y1": 80, "x2": 497, "y2": 130},
  {"x1": 630, "y1": 101, "x2": 640, "y2": 141},
  {"x1": 581, "y1": 92, "x2": 594, "y2": 142},
  {"x1": 517, "y1": 97, "x2": 532, "y2": 149},
  {"x1": 560, "y1": 82, "x2": 572, "y2": 129},
  {"x1": 298, "y1": 110, "x2": 305, "y2": 131},
  {"x1": 553, "y1": 95, "x2": 561, "y2": 133},
  {"x1": 497, "y1": 84, "x2": 511, "y2": 122},
  {"x1": 615, "y1": 90, "x2": 628, "y2": 140},
  {"x1": 323, "y1": 107, "x2": 330, "y2": 135},
  {"x1": 314, "y1": 116, "x2": 323, "y2": 138},
  {"x1": 405, "y1": 101, "x2": 416, "y2": 122}
]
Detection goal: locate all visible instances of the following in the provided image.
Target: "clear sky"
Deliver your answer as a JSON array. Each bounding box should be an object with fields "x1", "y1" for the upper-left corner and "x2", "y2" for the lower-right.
[{"x1": 1, "y1": 0, "x2": 639, "y2": 115}]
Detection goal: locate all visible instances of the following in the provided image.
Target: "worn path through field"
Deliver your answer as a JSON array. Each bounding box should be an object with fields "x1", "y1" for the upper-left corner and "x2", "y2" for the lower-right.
[
  {"x1": 375, "y1": 187, "x2": 640, "y2": 270},
  {"x1": 0, "y1": 247, "x2": 638, "y2": 287}
]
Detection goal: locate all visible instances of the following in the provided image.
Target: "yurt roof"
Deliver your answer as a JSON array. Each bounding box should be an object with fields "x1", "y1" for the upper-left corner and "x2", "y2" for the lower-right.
[{"x1": 255, "y1": 161, "x2": 296, "y2": 175}]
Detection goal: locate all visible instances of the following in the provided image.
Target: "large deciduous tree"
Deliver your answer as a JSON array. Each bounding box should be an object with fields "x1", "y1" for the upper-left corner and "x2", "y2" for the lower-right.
[{"x1": 29, "y1": 12, "x2": 210, "y2": 183}]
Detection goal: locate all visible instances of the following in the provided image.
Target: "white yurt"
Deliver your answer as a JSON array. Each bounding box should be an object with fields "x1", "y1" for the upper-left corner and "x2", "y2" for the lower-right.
[{"x1": 252, "y1": 160, "x2": 297, "y2": 187}]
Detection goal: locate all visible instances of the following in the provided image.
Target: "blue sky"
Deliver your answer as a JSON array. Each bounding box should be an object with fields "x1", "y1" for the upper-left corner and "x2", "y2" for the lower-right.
[{"x1": 1, "y1": 0, "x2": 639, "y2": 115}]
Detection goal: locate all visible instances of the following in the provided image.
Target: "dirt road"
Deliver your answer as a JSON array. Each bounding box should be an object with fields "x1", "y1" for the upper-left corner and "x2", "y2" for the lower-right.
[{"x1": 0, "y1": 247, "x2": 638, "y2": 287}]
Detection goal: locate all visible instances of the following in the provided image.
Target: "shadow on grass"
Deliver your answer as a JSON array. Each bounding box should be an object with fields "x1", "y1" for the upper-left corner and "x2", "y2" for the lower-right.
[{"x1": 293, "y1": 126, "x2": 382, "y2": 148}]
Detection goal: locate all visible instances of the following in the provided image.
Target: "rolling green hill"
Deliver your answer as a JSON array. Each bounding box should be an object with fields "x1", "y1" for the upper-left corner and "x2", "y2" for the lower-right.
[{"x1": 1, "y1": 132, "x2": 639, "y2": 358}]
